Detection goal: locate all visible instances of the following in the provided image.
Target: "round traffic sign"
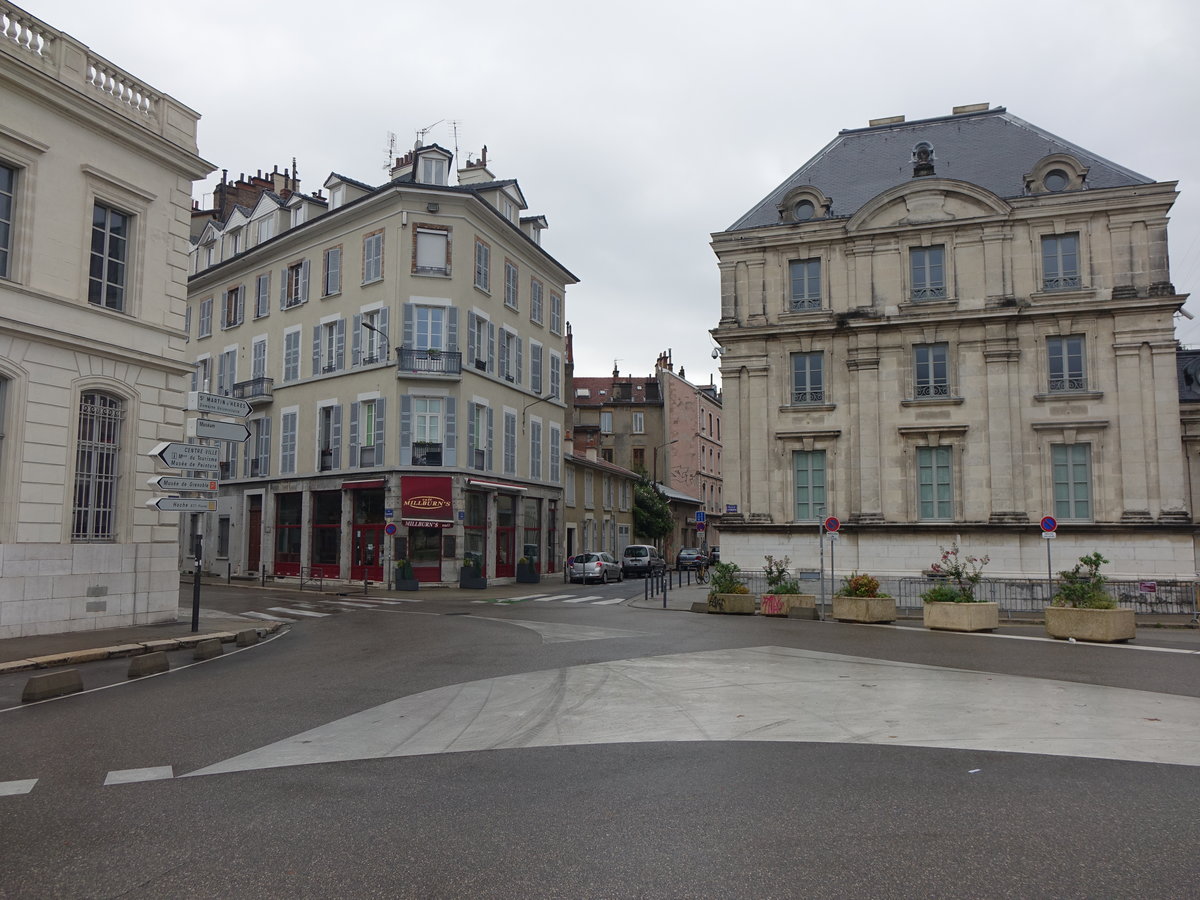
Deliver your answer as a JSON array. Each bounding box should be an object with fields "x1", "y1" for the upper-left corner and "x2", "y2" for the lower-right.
[
  {"x1": 384, "y1": 523, "x2": 398, "y2": 536},
  {"x1": 1040, "y1": 516, "x2": 1058, "y2": 533},
  {"x1": 823, "y1": 516, "x2": 841, "y2": 533}
]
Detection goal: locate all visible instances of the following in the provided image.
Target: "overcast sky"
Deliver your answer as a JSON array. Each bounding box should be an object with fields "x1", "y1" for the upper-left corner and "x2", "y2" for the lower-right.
[{"x1": 34, "y1": 0, "x2": 1200, "y2": 387}]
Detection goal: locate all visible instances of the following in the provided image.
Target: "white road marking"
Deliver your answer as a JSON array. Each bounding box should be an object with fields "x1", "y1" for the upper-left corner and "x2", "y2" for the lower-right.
[
  {"x1": 185, "y1": 645, "x2": 1200, "y2": 778},
  {"x1": 591, "y1": 597, "x2": 627, "y2": 605},
  {"x1": 533, "y1": 595, "x2": 573, "y2": 602},
  {"x1": 562, "y1": 596, "x2": 602, "y2": 603},
  {"x1": 0, "y1": 779, "x2": 37, "y2": 796},
  {"x1": 321, "y1": 601, "x2": 376, "y2": 608},
  {"x1": 241, "y1": 611, "x2": 297, "y2": 623},
  {"x1": 104, "y1": 766, "x2": 174, "y2": 786},
  {"x1": 268, "y1": 607, "x2": 329, "y2": 618}
]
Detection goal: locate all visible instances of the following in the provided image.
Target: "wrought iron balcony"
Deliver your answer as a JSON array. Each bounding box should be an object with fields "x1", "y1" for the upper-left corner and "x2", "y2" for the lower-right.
[
  {"x1": 231, "y1": 376, "x2": 274, "y2": 406},
  {"x1": 413, "y1": 442, "x2": 443, "y2": 466},
  {"x1": 396, "y1": 348, "x2": 462, "y2": 377}
]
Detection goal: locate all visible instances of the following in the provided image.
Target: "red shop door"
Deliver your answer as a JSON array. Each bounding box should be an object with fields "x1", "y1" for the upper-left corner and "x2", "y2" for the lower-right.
[{"x1": 351, "y1": 524, "x2": 385, "y2": 582}]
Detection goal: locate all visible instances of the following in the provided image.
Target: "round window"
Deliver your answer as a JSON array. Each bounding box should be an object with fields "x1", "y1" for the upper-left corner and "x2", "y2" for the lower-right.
[
  {"x1": 1044, "y1": 169, "x2": 1069, "y2": 192},
  {"x1": 793, "y1": 199, "x2": 816, "y2": 221}
]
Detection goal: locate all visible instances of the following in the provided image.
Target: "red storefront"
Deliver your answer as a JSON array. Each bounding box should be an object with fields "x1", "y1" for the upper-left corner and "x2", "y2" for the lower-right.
[{"x1": 401, "y1": 475, "x2": 454, "y2": 582}]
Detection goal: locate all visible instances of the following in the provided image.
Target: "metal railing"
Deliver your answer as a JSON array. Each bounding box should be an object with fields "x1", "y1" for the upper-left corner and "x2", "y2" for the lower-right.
[{"x1": 397, "y1": 348, "x2": 462, "y2": 376}]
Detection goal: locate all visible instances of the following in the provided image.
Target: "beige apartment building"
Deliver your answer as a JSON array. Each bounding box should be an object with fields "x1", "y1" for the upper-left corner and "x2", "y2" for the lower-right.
[
  {"x1": 562, "y1": 451, "x2": 638, "y2": 562},
  {"x1": 712, "y1": 105, "x2": 1193, "y2": 580},
  {"x1": 186, "y1": 145, "x2": 575, "y2": 586},
  {"x1": 0, "y1": 5, "x2": 211, "y2": 637}
]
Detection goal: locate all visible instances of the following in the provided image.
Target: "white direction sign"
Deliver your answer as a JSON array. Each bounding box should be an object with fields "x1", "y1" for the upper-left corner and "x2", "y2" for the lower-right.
[
  {"x1": 150, "y1": 441, "x2": 219, "y2": 471},
  {"x1": 188, "y1": 391, "x2": 251, "y2": 418},
  {"x1": 145, "y1": 497, "x2": 216, "y2": 512},
  {"x1": 187, "y1": 417, "x2": 251, "y2": 443},
  {"x1": 148, "y1": 475, "x2": 219, "y2": 493}
]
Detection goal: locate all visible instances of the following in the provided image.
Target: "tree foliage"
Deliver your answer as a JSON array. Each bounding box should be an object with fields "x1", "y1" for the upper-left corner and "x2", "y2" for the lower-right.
[{"x1": 633, "y1": 478, "x2": 672, "y2": 542}]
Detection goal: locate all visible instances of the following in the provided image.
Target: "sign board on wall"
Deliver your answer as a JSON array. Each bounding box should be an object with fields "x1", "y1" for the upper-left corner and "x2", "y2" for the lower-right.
[{"x1": 401, "y1": 475, "x2": 454, "y2": 527}]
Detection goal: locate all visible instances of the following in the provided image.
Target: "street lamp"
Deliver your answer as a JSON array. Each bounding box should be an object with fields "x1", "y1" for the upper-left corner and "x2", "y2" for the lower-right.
[{"x1": 653, "y1": 438, "x2": 679, "y2": 485}]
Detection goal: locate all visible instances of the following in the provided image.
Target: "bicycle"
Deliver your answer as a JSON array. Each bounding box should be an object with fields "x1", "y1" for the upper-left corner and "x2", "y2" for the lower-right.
[{"x1": 696, "y1": 559, "x2": 710, "y2": 584}]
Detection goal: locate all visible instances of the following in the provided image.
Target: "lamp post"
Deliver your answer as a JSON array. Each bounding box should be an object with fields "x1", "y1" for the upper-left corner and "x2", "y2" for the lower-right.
[{"x1": 653, "y1": 438, "x2": 679, "y2": 485}]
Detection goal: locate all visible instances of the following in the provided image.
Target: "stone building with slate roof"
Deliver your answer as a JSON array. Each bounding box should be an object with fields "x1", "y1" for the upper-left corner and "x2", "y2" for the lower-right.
[{"x1": 711, "y1": 104, "x2": 1193, "y2": 582}]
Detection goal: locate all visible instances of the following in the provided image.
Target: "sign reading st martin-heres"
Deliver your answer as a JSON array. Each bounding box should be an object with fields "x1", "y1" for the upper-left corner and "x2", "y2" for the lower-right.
[
  {"x1": 187, "y1": 391, "x2": 251, "y2": 418},
  {"x1": 150, "y1": 442, "x2": 220, "y2": 471}
]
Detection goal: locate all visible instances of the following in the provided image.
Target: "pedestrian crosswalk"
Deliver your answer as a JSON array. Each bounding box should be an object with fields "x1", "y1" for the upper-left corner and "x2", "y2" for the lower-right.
[{"x1": 236, "y1": 591, "x2": 633, "y2": 622}]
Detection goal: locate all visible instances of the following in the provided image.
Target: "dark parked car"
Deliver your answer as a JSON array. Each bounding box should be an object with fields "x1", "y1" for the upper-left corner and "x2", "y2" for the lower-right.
[
  {"x1": 621, "y1": 544, "x2": 666, "y2": 578},
  {"x1": 708, "y1": 547, "x2": 720, "y2": 563},
  {"x1": 676, "y1": 548, "x2": 707, "y2": 570}
]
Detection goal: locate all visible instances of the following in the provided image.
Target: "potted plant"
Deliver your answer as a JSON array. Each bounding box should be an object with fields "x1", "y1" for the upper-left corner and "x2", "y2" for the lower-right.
[
  {"x1": 1045, "y1": 552, "x2": 1134, "y2": 642},
  {"x1": 516, "y1": 556, "x2": 540, "y2": 584},
  {"x1": 459, "y1": 555, "x2": 487, "y2": 590},
  {"x1": 393, "y1": 557, "x2": 419, "y2": 592},
  {"x1": 832, "y1": 572, "x2": 896, "y2": 623},
  {"x1": 706, "y1": 561, "x2": 755, "y2": 614},
  {"x1": 920, "y1": 544, "x2": 998, "y2": 632},
  {"x1": 760, "y1": 554, "x2": 816, "y2": 618}
]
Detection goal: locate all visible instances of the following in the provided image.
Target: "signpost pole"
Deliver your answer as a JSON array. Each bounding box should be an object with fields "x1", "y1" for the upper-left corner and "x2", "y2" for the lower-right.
[
  {"x1": 191, "y1": 533, "x2": 202, "y2": 633},
  {"x1": 1040, "y1": 516, "x2": 1058, "y2": 604},
  {"x1": 818, "y1": 525, "x2": 826, "y2": 621}
]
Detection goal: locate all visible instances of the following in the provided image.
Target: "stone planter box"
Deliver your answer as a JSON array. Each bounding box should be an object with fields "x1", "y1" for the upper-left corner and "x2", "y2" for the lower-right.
[
  {"x1": 1045, "y1": 606, "x2": 1135, "y2": 643},
  {"x1": 832, "y1": 596, "x2": 896, "y2": 623},
  {"x1": 459, "y1": 569, "x2": 487, "y2": 590},
  {"x1": 707, "y1": 593, "x2": 756, "y2": 615},
  {"x1": 923, "y1": 601, "x2": 999, "y2": 632},
  {"x1": 394, "y1": 579, "x2": 420, "y2": 592},
  {"x1": 516, "y1": 565, "x2": 540, "y2": 584},
  {"x1": 760, "y1": 593, "x2": 817, "y2": 617}
]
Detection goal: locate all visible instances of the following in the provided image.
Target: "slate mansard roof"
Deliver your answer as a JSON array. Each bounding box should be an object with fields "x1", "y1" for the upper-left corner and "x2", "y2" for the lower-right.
[{"x1": 727, "y1": 107, "x2": 1155, "y2": 232}]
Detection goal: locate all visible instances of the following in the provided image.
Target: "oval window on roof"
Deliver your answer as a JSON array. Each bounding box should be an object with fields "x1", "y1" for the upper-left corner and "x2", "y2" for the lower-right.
[
  {"x1": 1044, "y1": 169, "x2": 1069, "y2": 192},
  {"x1": 793, "y1": 199, "x2": 815, "y2": 221}
]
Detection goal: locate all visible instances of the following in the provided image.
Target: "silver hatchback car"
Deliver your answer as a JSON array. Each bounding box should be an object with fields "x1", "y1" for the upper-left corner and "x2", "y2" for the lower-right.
[{"x1": 570, "y1": 551, "x2": 623, "y2": 584}]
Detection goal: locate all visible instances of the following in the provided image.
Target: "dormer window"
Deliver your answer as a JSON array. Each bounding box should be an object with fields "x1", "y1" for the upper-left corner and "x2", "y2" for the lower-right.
[
  {"x1": 257, "y1": 216, "x2": 274, "y2": 244},
  {"x1": 329, "y1": 186, "x2": 344, "y2": 210},
  {"x1": 1043, "y1": 170, "x2": 1069, "y2": 192},
  {"x1": 912, "y1": 142, "x2": 935, "y2": 177},
  {"x1": 1025, "y1": 154, "x2": 1089, "y2": 194},
  {"x1": 793, "y1": 200, "x2": 815, "y2": 221},
  {"x1": 778, "y1": 186, "x2": 831, "y2": 224},
  {"x1": 421, "y1": 157, "x2": 447, "y2": 185}
]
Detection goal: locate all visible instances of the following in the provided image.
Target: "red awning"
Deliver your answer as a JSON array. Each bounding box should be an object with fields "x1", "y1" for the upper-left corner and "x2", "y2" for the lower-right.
[
  {"x1": 342, "y1": 479, "x2": 386, "y2": 490},
  {"x1": 402, "y1": 475, "x2": 454, "y2": 525}
]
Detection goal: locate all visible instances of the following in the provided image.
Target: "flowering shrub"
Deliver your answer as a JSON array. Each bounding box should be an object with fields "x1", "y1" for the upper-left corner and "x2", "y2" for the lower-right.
[
  {"x1": 837, "y1": 572, "x2": 888, "y2": 597},
  {"x1": 763, "y1": 555, "x2": 801, "y2": 594},
  {"x1": 1052, "y1": 552, "x2": 1115, "y2": 609},
  {"x1": 708, "y1": 561, "x2": 749, "y2": 600},
  {"x1": 922, "y1": 543, "x2": 989, "y2": 603}
]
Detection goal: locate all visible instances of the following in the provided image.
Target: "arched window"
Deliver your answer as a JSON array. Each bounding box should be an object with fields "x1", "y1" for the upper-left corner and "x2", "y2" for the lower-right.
[{"x1": 72, "y1": 391, "x2": 123, "y2": 541}]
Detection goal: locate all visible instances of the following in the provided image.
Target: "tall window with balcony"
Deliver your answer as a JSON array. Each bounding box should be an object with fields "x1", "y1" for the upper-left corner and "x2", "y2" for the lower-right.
[
  {"x1": 917, "y1": 446, "x2": 953, "y2": 520},
  {"x1": 245, "y1": 417, "x2": 271, "y2": 477},
  {"x1": 467, "y1": 313, "x2": 493, "y2": 373},
  {"x1": 530, "y1": 343, "x2": 543, "y2": 394},
  {"x1": 790, "y1": 352, "x2": 824, "y2": 404},
  {"x1": 217, "y1": 348, "x2": 237, "y2": 397},
  {"x1": 72, "y1": 392, "x2": 122, "y2": 541},
  {"x1": 254, "y1": 273, "x2": 270, "y2": 318},
  {"x1": 89, "y1": 203, "x2": 130, "y2": 311},
  {"x1": 323, "y1": 246, "x2": 341, "y2": 296},
  {"x1": 793, "y1": 450, "x2": 825, "y2": 520},
  {"x1": 530, "y1": 420, "x2": 543, "y2": 480},
  {"x1": 549, "y1": 424, "x2": 561, "y2": 483},
  {"x1": 1052, "y1": 443, "x2": 1091, "y2": 520},
  {"x1": 789, "y1": 258, "x2": 821, "y2": 310},
  {"x1": 356, "y1": 308, "x2": 390, "y2": 365},
  {"x1": 283, "y1": 259, "x2": 309, "y2": 308},
  {"x1": 315, "y1": 319, "x2": 345, "y2": 374},
  {"x1": 414, "y1": 227, "x2": 449, "y2": 275},
  {"x1": 192, "y1": 356, "x2": 211, "y2": 393},
  {"x1": 504, "y1": 261, "x2": 519, "y2": 310},
  {"x1": 362, "y1": 231, "x2": 383, "y2": 284},
  {"x1": 0, "y1": 163, "x2": 14, "y2": 278},
  {"x1": 351, "y1": 398, "x2": 384, "y2": 467},
  {"x1": 910, "y1": 245, "x2": 946, "y2": 300},
  {"x1": 914, "y1": 342, "x2": 949, "y2": 398},
  {"x1": 499, "y1": 329, "x2": 522, "y2": 384},
  {"x1": 317, "y1": 405, "x2": 341, "y2": 471},
  {"x1": 222, "y1": 286, "x2": 244, "y2": 329},
  {"x1": 1047, "y1": 335, "x2": 1086, "y2": 392},
  {"x1": 280, "y1": 410, "x2": 298, "y2": 474},
  {"x1": 468, "y1": 403, "x2": 491, "y2": 471},
  {"x1": 503, "y1": 411, "x2": 517, "y2": 475},
  {"x1": 410, "y1": 396, "x2": 444, "y2": 466},
  {"x1": 474, "y1": 238, "x2": 490, "y2": 291},
  {"x1": 1042, "y1": 233, "x2": 1080, "y2": 291}
]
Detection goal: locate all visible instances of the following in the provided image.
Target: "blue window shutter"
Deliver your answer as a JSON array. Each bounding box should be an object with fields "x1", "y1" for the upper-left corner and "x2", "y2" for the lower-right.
[
  {"x1": 516, "y1": 337, "x2": 523, "y2": 385},
  {"x1": 279, "y1": 268, "x2": 286, "y2": 310},
  {"x1": 487, "y1": 322, "x2": 495, "y2": 373},
  {"x1": 312, "y1": 325, "x2": 321, "y2": 376},
  {"x1": 379, "y1": 307, "x2": 390, "y2": 360},
  {"x1": 486, "y1": 406, "x2": 494, "y2": 471},
  {"x1": 467, "y1": 403, "x2": 476, "y2": 465},
  {"x1": 259, "y1": 417, "x2": 272, "y2": 475},
  {"x1": 446, "y1": 307, "x2": 458, "y2": 352},
  {"x1": 403, "y1": 303, "x2": 415, "y2": 348},
  {"x1": 467, "y1": 313, "x2": 477, "y2": 364},
  {"x1": 348, "y1": 402, "x2": 359, "y2": 468},
  {"x1": 375, "y1": 397, "x2": 386, "y2": 464},
  {"x1": 331, "y1": 405, "x2": 342, "y2": 470},
  {"x1": 399, "y1": 395, "x2": 412, "y2": 465},
  {"x1": 444, "y1": 398, "x2": 456, "y2": 466},
  {"x1": 351, "y1": 313, "x2": 362, "y2": 366},
  {"x1": 300, "y1": 259, "x2": 310, "y2": 302},
  {"x1": 335, "y1": 318, "x2": 346, "y2": 370}
]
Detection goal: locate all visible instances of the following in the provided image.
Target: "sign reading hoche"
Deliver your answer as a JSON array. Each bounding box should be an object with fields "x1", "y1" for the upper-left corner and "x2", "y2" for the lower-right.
[{"x1": 145, "y1": 497, "x2": 216, "y2": 512}]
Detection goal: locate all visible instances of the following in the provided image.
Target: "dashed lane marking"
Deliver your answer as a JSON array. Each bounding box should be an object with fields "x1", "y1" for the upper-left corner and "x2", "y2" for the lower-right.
[
  {"x1": 591, "y1": 597, "x2": 628, "y2": 605},
  {"x1": 241, "y1": 611, "x2": 298, "y2": 623},
  {"x1": 104, "y1": 766, "x2": 174, "y2": 786},
  {"x1": 268, "y1": 607, "x2": 329, "y2": 618},
  {"x1": 0, "y1": 779, "x2": 37, "y2": 797},
  {"x1": 561, "y1": 596, "x2": 603, "y2": 604},
  {"x1": 533, "y1": 595, "x2": 573, "y2": 602}
]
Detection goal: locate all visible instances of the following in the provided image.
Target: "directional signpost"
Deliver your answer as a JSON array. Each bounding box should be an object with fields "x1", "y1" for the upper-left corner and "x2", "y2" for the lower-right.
[
  {"x1": 187, "y1": 417, "x2": 251, "y2": 443},
  {"x1": 146, "y1": 497, "x2": 217, "y2": 512},
  {"x1": 150, "y1": 441, "x2": 220, "y2": 471},
  {"x1": 148, "y1": 475, "x2": 218, "y2": 493},
  {"x1": 187, "y1": 391, "x2": 252, "y2": 418}
]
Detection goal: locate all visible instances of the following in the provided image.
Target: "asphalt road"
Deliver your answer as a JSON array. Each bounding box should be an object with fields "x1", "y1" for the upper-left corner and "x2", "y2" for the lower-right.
[{"x1": 2, "y1": 585, "x2": 1198, "y2": 898}]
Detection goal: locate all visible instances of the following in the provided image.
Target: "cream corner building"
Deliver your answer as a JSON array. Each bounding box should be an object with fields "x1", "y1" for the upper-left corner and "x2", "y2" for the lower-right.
[
  {"x1": 0, "y1": 5, "x2": 212, "y2": 636},
  {"x1": 711, "y1": 105, "x2": 1193, "y2": 581}
]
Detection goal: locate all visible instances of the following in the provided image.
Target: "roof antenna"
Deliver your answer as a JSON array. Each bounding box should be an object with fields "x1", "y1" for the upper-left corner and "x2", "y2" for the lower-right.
[
  {"x1": 449, "y1": 119, "x2": 462, "y2": 164},
  {"x1": 416, "y1": 119, "x2": 443, "y2": 149},
  {"x1": 382, "y1": 132, "x2": 396, "y2": 172}
]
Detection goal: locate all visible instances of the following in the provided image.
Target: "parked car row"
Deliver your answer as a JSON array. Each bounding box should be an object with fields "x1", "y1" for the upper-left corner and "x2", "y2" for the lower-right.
[{"x1": 567, "y1": 545, "x2": 720, "y2": 583}]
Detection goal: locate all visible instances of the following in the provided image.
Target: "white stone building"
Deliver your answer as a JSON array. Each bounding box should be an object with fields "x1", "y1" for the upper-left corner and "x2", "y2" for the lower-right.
[
  {"x1": 711, "y1": 105, "x2": 1192, "y2": 581},
  {"x1": 0, "y1": 5, "x2": 211, "y2": 637},
  {"x1": 186, "y1": 145, "x2": 575, "y2": 586}
]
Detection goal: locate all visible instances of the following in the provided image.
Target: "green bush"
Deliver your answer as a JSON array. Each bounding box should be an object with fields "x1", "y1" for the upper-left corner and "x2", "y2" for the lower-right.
[
  {"x1": 708, "y1": 561, "x2": 749, "y2": 599},
  {"x1": 920, "y1": 582, "x2": 969, "y2": 604},
  {"x1": 922, "y1": 543, "x2": 989, "y2": 602},
  {"x1": 837, "y1": 572, "x2": 889, "y2": 598},
  {"x1": 1052, "y1": 552, "x2": 1116, "y2": 609},
  {"x1": 763, "y1": 555, "x2": 801, "y2": 594}
]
